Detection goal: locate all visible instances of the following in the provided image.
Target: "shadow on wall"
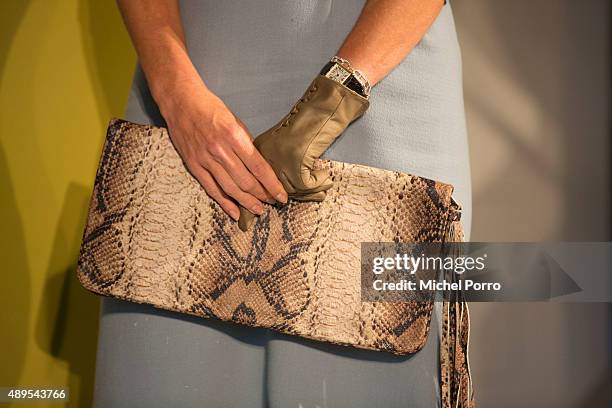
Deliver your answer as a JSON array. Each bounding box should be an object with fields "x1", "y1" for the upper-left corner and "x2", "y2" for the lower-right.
[
  {"x1": 35, "y1": 183, "x2": 99, "y2": 407},
  {"x1": 0, "y1": 0, "x2": 37, "y2": 394},
  {"x1": 0, "y1": 1, "x2": 29, "y2": 76},
  {"x1": 0, "y1": 144, "x2": 31, "y2": 392}
]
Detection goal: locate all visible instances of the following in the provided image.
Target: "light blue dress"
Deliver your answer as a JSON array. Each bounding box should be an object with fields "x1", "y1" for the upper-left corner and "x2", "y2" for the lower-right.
[{"x1": 93, "y1": 1, "x2": 471, "y2": 407}]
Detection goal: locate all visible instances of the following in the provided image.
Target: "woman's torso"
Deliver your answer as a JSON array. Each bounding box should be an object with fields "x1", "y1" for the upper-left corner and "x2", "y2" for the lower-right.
[{"x1": 94, "y1": 2, "x2": 471, "y2": 407}]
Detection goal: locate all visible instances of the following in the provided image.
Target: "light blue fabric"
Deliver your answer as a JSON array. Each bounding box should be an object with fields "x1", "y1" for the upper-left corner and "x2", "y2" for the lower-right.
[{"x1": 93, "y1": 1, "x2": 471, "y2": 407}]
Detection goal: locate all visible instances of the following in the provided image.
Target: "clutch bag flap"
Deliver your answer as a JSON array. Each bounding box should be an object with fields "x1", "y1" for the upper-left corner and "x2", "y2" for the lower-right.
[{"x1": 77, "y1": 118, "x2": 461, "y2": 355}]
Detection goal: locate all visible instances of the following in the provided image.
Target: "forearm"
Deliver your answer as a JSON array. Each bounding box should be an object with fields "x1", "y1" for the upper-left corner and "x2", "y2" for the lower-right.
[
  {"x1": 116, "y1": 0, "x2": 289, "y2": 219},
  {"x1": 337, "y1": 0, "x2": 444, "y2": 86},
  {"x1": 116, "y1": 0, "x2": 206, "y2": 113}
]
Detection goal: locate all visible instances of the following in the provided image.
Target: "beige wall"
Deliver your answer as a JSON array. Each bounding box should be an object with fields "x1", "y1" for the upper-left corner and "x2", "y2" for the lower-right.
[{"x1": 453, "y1": 0, "x2": 611, "y2": 406}]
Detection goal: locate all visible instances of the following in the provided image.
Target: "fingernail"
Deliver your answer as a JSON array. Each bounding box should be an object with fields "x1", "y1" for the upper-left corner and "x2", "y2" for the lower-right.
[
  {"x1": 252, "y1": 205, "x2": 264, "y2": 215},
  {"x1": 276, "y1": 192, "x2": 288, "y2": 203},
  {"x1": 230, "y1": 210, "x2": 240, "y2": 221}
]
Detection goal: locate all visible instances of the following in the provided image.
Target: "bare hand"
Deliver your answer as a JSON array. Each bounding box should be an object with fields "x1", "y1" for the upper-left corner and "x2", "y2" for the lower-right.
[{"x1": 158, "y1": 80, "x2": 288, "y2": 221}]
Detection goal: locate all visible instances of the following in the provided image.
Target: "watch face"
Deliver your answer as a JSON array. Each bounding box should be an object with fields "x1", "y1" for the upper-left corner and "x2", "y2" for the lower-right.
[{"x1": 326, "y1": 63, "x2": 351, "y2": 83}]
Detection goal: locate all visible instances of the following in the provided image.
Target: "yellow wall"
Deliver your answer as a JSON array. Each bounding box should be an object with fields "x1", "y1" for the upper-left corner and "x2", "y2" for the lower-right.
[{"x1": 0, "y1": 1, "x2": 135, "y2": 406}]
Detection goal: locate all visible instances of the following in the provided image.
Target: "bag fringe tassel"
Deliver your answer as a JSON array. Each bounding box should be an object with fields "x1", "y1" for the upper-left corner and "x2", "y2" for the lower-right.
[{"x1": 440, "y1": 209, "x2": 475, "y2": 408}]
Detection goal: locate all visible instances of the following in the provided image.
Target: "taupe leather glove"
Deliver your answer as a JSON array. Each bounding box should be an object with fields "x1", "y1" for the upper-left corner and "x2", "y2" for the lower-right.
[{"x1": 238, "y1": 75, "x2": 369, "y2": 231}]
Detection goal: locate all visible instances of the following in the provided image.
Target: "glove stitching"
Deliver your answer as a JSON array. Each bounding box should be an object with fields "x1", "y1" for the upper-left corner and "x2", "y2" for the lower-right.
[
  {"x1": 297, "y1": 93, "x2": 346, "y2": 188},
  {"x1": 270, "y1": 83, "x2": 318, "y2": 133}
]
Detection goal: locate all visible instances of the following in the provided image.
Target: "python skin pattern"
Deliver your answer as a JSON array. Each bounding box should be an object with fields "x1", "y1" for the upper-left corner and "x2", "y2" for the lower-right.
[{"x1": 77, "y1": 119, "x2": 473, "y2": 407}]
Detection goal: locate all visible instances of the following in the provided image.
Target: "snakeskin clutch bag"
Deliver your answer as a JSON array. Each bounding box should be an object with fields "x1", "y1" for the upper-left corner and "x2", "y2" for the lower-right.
[{"x1": 77, "y1": 119, "x2": 473, "y2": 406}]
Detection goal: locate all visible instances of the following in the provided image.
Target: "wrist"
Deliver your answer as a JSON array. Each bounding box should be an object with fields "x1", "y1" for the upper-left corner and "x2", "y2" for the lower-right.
[
  {"x1": 320, "y1": 56, "x2": 371, "y2": 99},
  {"x1": 334, "y1": 51, "x2": 381, "y2": 87},
  {"x1": 137, "y1": 42, "x2": 211, "y2": 117},
  {"x1": 150, "y1": 69, "x2": 214, "y2": 120}
]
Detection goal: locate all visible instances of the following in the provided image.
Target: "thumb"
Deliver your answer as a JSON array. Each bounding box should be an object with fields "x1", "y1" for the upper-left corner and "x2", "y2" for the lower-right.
[{"x1": 238, "y1": 206, "x2": 257, "y2": 232}]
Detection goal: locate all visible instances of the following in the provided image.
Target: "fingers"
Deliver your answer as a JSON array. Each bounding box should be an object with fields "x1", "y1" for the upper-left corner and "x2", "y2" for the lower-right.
[
  {"x1": 210, "y1": 146, "x2": 276, "y2": 204},
  {"x1": 167, "y1": 105, "x2": 332, "y2": 225},
  {"x1": 238, "y1": 188, "x2": 327, "y2": 232},
  {"x1": 232, "y1": 125, "x2": 288, "y2": 204},
  {"x1": 285, "y1": 168, "x2": 333, "y2": 195},
  {"x1": 162, "y1": 95, "x2": 283, "y2": 222},
  {"x1": 238, "y1": 206, "x2": 257, "y2": 232},
  {"x1": 204, "y1": 157, "x2": 267, "y2": 216},
  {"x1": 187, "y1": 164, "x2": 241, "y2": 221},
  {"x1": 243, "y1": 152, "x2": 288, "y2": 204},
  {"x1": 305, "y1": 168, "x2": 333, "y2": 191},
  {"x1": 277, "y1": 168, "x2": 333, "y2": 198},
  {"x1": 189, "y1": 150, "x2": 332, "y2": 223}
]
